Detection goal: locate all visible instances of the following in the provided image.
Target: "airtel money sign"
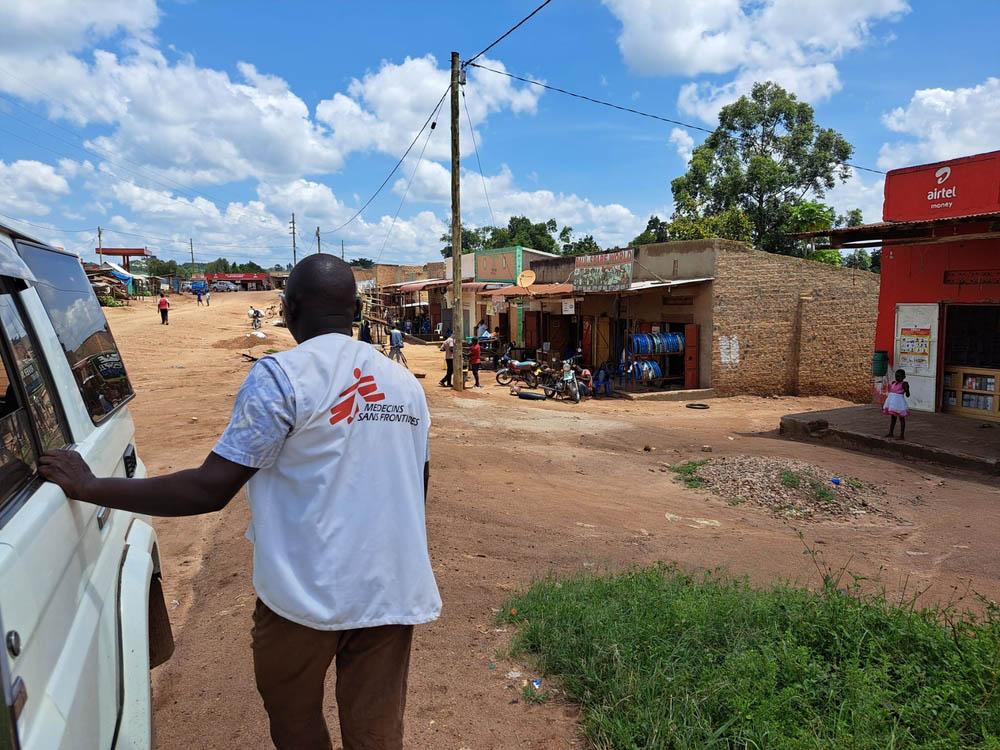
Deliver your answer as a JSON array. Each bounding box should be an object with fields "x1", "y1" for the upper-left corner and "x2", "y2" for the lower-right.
[{"x1": 882, "y1": 150, "x2": 1000, "y2": 222}]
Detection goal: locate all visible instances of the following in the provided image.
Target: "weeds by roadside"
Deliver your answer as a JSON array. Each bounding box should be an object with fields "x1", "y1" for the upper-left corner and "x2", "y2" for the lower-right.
[
  {"x1": 501, "y1": 565, "x2": 1000, "y2": 749},
  {"x1": 670, "y1": 459, "x2": 707, "y2": 489}
]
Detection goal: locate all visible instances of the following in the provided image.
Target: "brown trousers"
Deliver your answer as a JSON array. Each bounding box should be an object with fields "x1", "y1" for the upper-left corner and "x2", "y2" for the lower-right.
[{"x1": 251, "y1": 599, "x2": 414, "y2": 750}]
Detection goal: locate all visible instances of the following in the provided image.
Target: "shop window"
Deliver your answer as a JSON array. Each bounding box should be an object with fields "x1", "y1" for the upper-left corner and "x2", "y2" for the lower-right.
[
  {"x1": 17, "y1": 243, "x2": 135, "y2": 423},
  {"x1": 945, "y1": 306, "x2": 1000, "y2": 369}
]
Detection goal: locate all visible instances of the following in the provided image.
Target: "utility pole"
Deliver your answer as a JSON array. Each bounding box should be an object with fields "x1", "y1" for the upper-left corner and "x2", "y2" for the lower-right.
[
  {"x1": 189, "y1": 238, "x2": 194, "y2": 264},
  {"x1": 450, "y1": 50, "x2": 464, "y2": 392},
  {"x1": 289, "y1": 213, "x2": 297, "y2": 266},
  {"x1": 97, "y1": 226, "x2": 103, "y2": 264},
  {"x1": 315, "y1": 226, "x2": 321, "y2": 254},
  {"x1": 341, "y1": 240, "x2": 345, "y2": 260}
]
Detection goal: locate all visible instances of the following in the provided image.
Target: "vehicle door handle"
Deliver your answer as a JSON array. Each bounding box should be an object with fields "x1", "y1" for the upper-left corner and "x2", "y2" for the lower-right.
[
  {"x1": 96, "y1": 506, "x2": 111, "y2": 530},
  {"x1": 11, "y1": 677, "x2": 26, "y2": 720}
]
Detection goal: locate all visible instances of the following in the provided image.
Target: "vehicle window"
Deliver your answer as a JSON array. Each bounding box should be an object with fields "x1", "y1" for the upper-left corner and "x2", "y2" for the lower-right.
[
  {"x1": 16, "y1": 244, "x2": 134, "y2": 423},
  {"x1": 0, "y1": 295, "x2": 68, "y2": 451},
  {"x1": 0, "y1": 341, "x2": 38, "y2": 506}
]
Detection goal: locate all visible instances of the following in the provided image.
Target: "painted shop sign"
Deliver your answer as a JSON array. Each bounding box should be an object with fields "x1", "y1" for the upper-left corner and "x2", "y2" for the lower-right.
[
  {"x1": 944, "y1": 270, "x2": 1000, "y2": 285},
  {"x1": 572, "y1": 249, "x2": 634, "y2": 292}
]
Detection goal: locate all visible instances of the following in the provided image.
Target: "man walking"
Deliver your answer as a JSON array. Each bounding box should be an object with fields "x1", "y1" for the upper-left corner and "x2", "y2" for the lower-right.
[
  {"x1": 40, "y1": 255, "x2": 441, "y2": 750},
  {"x1": 196, "y1": 289, "x2": 203, "y2": 306},
  {"x1": 468, "y1": 337, "x2": 481, "y2": 388},
  {"x1": 157, "y1": 292, "x2": 170, "y2": 325},
  {"x1": 389, "y1": 322, "x2": 407, "y2": 367},
  {"x1": 205, "y1": 289, "x2": 211, "y2": 307},
  {"x1": 438, "y1": 330, "x2": 455, "y2": 387}
]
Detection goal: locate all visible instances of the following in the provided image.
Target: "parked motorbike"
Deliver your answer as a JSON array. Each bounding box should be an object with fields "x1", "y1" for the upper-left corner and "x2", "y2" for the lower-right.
[
  {"x1": 248, "y1": 306, "x2": 263, "y2": 330},
  {"x1": 495, "y1": 347, "x2": 539, "y2": 388},
  {"x1": 541, "y1": 359, "x2": 581, "y2": 403}
]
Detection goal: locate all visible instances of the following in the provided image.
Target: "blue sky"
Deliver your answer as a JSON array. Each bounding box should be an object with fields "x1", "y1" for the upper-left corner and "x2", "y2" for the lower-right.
[{"x1": 0, "y1": 0, "x2": 998, "y2": 268}]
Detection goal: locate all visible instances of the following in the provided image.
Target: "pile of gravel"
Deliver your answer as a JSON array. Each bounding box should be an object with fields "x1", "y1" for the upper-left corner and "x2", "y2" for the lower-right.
[{"x1": 675, "y1": 455, "x2": 886, "y2": 520}]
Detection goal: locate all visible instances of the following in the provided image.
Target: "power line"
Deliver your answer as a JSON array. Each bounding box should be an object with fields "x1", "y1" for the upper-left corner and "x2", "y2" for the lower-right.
[
  {"x1": 462, "y1": 0, "x2": 554, "y2": 68},
  {"x1": 322, "y1": 83, "x2": 450, "y2": 236},
  {"x1": 0, "y1": 212, "x2": 92, "y2": 234},
  {"x1": 461, "y1": 87, "x2": 497, "y2": 228},
  {"x1": 468, "y1": 62, "x2": 887, "y2": 176},
  {"x1": 374, "y1": 91, "x2": 447, "y2": 264}
]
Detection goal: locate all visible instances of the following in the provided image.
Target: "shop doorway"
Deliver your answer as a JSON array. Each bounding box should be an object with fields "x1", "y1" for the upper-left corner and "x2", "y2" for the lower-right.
[
  {"x1": 942, "y1": 304, "x2": 1000, "y2": 421},
  {"x1": 894, "y1": 303, "x2": 939, "y2": 412}
]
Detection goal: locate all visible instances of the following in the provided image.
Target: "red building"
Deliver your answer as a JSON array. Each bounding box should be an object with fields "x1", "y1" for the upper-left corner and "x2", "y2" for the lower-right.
[{"x1": 819, "y1": 150, "x2": 1000, "y2": 422}]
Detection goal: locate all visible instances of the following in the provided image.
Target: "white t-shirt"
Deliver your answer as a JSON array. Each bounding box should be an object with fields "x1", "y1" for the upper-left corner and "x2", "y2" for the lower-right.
[{"x1": 214, "y1": 332, "x2": 441, "y2": 630}]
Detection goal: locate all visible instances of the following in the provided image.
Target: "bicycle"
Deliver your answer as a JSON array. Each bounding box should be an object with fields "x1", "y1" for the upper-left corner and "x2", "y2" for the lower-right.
[{"x1": 387, "y1": 344, "x2": 408, "y2": 368}]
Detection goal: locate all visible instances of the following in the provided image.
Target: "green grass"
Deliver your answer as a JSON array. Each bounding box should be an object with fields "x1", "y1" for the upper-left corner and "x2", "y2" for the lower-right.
[
  {"x1": 500, "y1": 566, "x2": 1000, "y2": 749},
  {"x1": 671, "y1": 459, "x2": 708, "y2": 489},
  {"x1": 780, "y1": 470, "x2": 802, "y2": 488},
  {"x1": 810, "y1": 479, "x2": 837, "y2": 504}
]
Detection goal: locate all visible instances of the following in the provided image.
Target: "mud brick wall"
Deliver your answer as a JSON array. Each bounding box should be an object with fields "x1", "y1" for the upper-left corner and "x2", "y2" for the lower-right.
[{"x1": 711, "y1": 244, "x2": 879, "y2": 401}]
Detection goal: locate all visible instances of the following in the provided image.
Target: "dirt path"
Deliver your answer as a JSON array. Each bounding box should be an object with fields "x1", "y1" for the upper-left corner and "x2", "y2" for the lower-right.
[{"x1": 104, "y1": 293, "x2": 1000, "y2": 749}]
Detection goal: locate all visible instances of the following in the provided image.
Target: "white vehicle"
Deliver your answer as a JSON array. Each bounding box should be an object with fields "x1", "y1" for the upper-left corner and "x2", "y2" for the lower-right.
[
  {"x1": 0, "y1": 224, "x2": 172, "y2": 750},
  {"x1": 210, "y1": 281, "x2": 238, "y2": 292}
]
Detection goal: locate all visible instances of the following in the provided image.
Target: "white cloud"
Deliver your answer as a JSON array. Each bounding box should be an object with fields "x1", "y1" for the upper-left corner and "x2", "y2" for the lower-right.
[
  {"x1": 878, "y1": 77, "x2": 1000, "y2": 170},
  {"x1": 0, "y1": 0, "x2": 158, "y2": 54},
  {"x1": 604, "y1": 0, "x2": 908, "y2": 122},
  {"x1": 0, "y1": 160, "x2": 71, "y2": 215},
  {"x1": 669, "y1": 128, "x2": 695, "y2": 163},
  {"x1": 823, "y1": 168, "x2": 885, "y2": 224}
]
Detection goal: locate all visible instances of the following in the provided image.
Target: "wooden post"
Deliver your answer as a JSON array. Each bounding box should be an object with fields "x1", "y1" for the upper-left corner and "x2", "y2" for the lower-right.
[{"x1": 450, "y1": 51, "x2": 464, "y2": 391}]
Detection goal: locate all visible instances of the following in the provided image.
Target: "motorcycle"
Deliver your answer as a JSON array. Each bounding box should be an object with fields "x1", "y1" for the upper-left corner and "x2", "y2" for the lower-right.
[
  {"x1": 495, "y1": 347, "x2": 538, "y2": 388},
  {"x1": 541, "y1": 359, "x2": 581, "y2": 403},
  {"x1": 248, "y1": 306, "x2": 263, "y2": 330}
]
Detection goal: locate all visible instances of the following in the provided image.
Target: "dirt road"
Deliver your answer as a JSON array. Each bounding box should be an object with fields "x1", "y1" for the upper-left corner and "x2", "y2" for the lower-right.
[{"x1": 104, "y1": 292, "x2": 1000, "y2": 749}]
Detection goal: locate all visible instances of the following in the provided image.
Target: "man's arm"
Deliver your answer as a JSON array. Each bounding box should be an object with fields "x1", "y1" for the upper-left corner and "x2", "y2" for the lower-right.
[{"x1": 39, "y1": 449, "x2": 256, "y2": 517}]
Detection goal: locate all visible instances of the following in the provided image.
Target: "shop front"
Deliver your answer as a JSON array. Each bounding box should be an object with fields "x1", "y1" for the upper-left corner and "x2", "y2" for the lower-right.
[{"x1": 818, "y1": 150, "x2": 1000, "y2": 421}]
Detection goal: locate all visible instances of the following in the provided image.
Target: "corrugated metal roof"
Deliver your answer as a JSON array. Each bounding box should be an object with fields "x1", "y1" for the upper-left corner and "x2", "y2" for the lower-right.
[
  {"x1": 794, "y1": 211, "x2": 1000, "y2": 239},
  {"x1": 479, "y1": 283, "x2": 575, "y2": 298}
]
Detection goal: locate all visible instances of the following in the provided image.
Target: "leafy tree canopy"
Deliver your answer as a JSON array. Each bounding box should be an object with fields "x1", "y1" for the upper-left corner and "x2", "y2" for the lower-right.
[
  {"x1": 349, "y1": 257, "x2": 375, "y2": 268},
  {"x1": 631, "y1": 209, "x2": 753, "y2": 247},
  {"x1": 671, "y1": 81, "x2": 854, "y2": 255},
  {"x1": 440, "y1": 216, "x2": 595, "y2": 257}
]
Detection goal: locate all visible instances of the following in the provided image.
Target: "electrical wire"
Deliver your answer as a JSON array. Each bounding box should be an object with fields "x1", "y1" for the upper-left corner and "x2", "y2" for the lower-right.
[
  {"x1": 467, "y1": 62, "x2": 887, "y2": 175},
  {"x1": 374, "y1": 93, "x2": 447, "y2": 264},
  {"x1": 461, "y1": 88, "x2": 497, "y2": 228},
  {"x1": 0, "y1": 212, "x2": 92, "y2": 234},
  {"x1": 462, "y1": 0, "x2": 554, "y2": 69},
  {"x1": 323, "y1": 84, "x2": 451, "y2": 236}
]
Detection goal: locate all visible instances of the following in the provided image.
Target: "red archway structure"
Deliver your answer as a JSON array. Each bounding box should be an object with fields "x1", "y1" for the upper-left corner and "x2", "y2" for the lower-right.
[{"x1": 97, "y1": 247, "x2": 152, "y2": 271}]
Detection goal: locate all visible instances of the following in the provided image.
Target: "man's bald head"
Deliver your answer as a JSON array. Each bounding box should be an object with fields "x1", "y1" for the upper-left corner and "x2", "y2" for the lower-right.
[{"x1": 283, "y1": 254, "x2": 358, "y2": 342}]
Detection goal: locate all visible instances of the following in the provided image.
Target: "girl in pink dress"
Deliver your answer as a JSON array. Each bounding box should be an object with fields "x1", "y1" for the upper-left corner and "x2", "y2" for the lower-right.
[{"x1": 883, "y1": 368, "x2": 910, "y2": 439}]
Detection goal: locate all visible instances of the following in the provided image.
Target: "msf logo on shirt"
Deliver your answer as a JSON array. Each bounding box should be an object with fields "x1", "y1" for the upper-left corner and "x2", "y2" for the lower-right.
[{"x1": 330, "y1": 369, "x2": 385, "y2": 426}]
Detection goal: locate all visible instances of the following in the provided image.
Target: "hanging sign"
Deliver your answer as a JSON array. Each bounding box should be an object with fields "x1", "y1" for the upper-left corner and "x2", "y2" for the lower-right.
[
  {"x1": 491, "y1": 295, "x2": 508, "y2": 314},
  {"x1": 561, "y1": 299, "x2": 575, "y2": 315},
  {"x1": 572, "y1": 249, "x2": 633, "y2": 292}
]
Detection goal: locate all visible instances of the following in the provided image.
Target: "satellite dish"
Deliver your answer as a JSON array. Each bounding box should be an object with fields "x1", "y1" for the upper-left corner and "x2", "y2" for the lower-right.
[{"x1": 516, "y1": 270, "x2": 536, "y2": 288}]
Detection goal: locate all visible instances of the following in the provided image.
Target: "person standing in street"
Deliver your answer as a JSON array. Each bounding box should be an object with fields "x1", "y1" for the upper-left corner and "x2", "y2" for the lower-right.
[
  {"x1": 438, "y1": 330, "x2": 455, "y2": 387},
  {"x1": 468, "y1": 337, "x2": 482, "y2": 389},
  {"x1": 205, "y1": 289, "x2": 211, "y2": 307},
  {"x1": 39, "y1": 254, "x2": 441, "y2": 750},
  {"x1": 157, "y1": 292, "x2": 170, "y2": 325},
  {"x1": 196, "y1": 289, "x2": 203, "y2": 306}
]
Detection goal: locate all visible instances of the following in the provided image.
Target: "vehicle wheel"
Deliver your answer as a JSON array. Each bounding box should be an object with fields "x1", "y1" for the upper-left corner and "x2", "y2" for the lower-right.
[
  {"x1": 542, "y1": 386, "x2": 555, "y2": 399},
  {"x1": 523, "y1": 372, "x2": 538, "y2": 389},
  {"x1": 571, "y1": 383, "x2": 581, "y2": 403},
  {"x1": 496, "y1": 370, "x2": 513, "y2": 386}
]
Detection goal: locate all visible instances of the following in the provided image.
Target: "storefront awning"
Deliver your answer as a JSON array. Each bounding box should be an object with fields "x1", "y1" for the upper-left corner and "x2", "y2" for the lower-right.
[
  {"x1": 399, "y1": 278, "x2": 445, "y2": 293},
  {"x1": 479, "y1": 282, "x2": 574, "y2": 298},
  {"x1": 794, "y1": 211, "x2": 1000, "y2": 249},
  {"x1": 618, "y1": 278, "x2": 713, "y2": 294}
]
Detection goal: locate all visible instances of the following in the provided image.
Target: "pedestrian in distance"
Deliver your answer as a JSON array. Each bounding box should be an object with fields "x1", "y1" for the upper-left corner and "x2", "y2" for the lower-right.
[
  {"x1": 469, "y1": 337, "x2": 481, "y2": 388},
  {"x1": 205, "y1": 289, "x2": 211, "y2": 307},
  {"x1": 38, "y1": 254, "x2": 440, "y2": 750},
  {"x1": 438, "y1": 330, "x2": 455, "y2": 387},
  {"x1": 359, "y1": 319, "x2": 372, "y2": 344},
  {"x1": 476, "y1": 319, "x2": 488, "y2": 339},
  {"x1": 389, "y1": 322, "x2": 407, "y2": 367},
  {"x1": 196, "y1": 289, "x2": 203, "y2": 306},
  {"x1": 883, "y1": 368, "x2": 910, "y2": 440},
  {"x1": 157, "y1": 292, "x2": 170, "y2": 325}
]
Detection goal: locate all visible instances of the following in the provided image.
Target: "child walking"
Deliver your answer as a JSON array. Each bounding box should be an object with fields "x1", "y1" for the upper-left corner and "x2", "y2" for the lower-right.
[{"x1": 883, "y1": 368, "x2": 910, "y2": 439}]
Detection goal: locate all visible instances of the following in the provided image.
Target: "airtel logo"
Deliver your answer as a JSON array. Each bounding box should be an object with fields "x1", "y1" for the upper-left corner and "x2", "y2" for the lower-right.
[
  {"x1": 935, "y1": 166, "x2": 952, "y2": 184},
  {"x1": 928, "y1": 165, "x2": 957, "y2": 203}
]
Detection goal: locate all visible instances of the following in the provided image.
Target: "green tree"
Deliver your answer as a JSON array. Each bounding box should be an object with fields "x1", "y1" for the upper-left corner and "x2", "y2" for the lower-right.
[
  {"x1": 869, "y1": 248, "x2": 881, "y2": 274},
  {"x1": 807, "y1": 248, "x2": 842, "y2": 266},
  {"x1": 836, "y1": 208, "x2": 864, "y2": 228},
  {"x1": 631, "y1": 209, "x2": 753, "y2": 246},
  {"x1": 671, "y1": 81, "x2": 853, "y2": 255},
  {"x1": 487, "y1": 216, "x2": 559, "y2": 254},
  {"x1": 843, "y1": 250, "x2": 872, "y2": 271},
  {"x1": 205, "y1": 257, "x2": 232, "y2": 274},
  {"x1": 440, "y1": 224, "x2": 489, "y2": 258},
  {"x1": 349, "y1": 257, "x2": 375, "y2": 268},
  {"x1": 558, "y1": 227, "x2": 601, "y2": 256}
]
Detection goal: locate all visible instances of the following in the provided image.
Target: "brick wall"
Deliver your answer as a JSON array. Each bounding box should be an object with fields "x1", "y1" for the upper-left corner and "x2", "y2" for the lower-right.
[{"x1": 712, "y1": 244, "x2": 879, "y2": 401}]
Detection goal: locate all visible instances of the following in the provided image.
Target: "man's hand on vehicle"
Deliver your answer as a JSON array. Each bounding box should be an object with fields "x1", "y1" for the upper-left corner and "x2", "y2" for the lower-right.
[{"x1": 40, "y1": 449, "x2": 97, "y2": 501}]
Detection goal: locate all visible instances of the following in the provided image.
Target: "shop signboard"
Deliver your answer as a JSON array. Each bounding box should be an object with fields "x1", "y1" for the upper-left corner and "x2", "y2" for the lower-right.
[
  {"x1": 944, "y1": 270, "x2": 1000, "y2": 285},
  {"x1": 476, "y1": 250, "x2": 517, "y2": 282},
  {"x1": 883, "y1": 150, "x2": 1000, "y2": 222},
  {"x1": 491, "y1": 295, "x2": 508, "y2": 314},
  {"x1": 573, "y1": 249, "x2": 633, "y2": 292},
  {"x1": 561, "y1": 299, "x2": 575, "y2": 315},
  {"x1": 894, "y1": 303, "x2": 939, "y2": 412}
]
